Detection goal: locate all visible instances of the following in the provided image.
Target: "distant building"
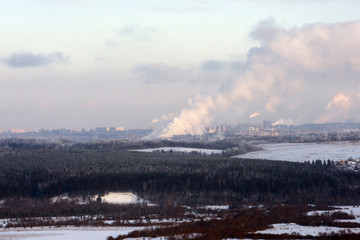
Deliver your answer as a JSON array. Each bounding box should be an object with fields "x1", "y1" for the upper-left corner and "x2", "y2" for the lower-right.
[
  {"x1": 95, "y1": 127, "x2": 107, "y2": 133},
  {"x1": 263, "y1": 120, "x2": 272, "y2": 129}
]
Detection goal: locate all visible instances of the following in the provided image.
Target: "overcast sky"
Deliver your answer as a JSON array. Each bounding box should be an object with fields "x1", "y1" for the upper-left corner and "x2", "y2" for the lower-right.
[{"x1": 1, "y1": 0, "x2": 360, "y2": 132}]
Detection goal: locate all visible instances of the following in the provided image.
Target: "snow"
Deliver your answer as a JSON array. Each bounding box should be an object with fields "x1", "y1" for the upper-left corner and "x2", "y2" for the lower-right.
[
  {"x1": 235, "y1": 141, "x2": 360, "y2": 162},
  {"x1": 93, "y1": 192, "x2": 138, "y2": 204},
  {"x1": 307, "y1": 206, "x2": 360, "y2": 217},
  {"x1": 0, "y1": 219, "x2": 9, "y2": 228},
  {"x1": 0, "y1": 216, "x2": 96, "y2": 228},
  {"x1": 308, "y1": 206, "x2": 360, "y2": 223},
  {"x1": 256, "y1": 223, "x2": 360, "y2": 236},
  {"x1": 334, "y1": 206, "x2": 360, "y2": 218},
  {"x1": 125, "y1": 233, "x2": 203, "y2": 240},
  {"x1": 0, "y1": 226, "x2": 143, "y2": 240},
  {"x1": 51, "y1": 193, "x2": 90, "y2": 204},
  {"x1": 203, "y1": 205, "x2": 229, "y2": 210},
  {"x1": 104, "y1": 220, "x2": 116, "y2": 225},
  {"x1": 51, "y1": 192, "x2": 140, "y2": 205},
  {"x1": 133, "y1": 147, "x2": 223, "y2": 155},
  {"x1": 257, "y1": 206, "x2": 360, "y2": 236}
]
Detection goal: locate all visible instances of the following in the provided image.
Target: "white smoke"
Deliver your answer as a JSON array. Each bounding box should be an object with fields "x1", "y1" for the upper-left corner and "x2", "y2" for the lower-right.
[
  {"x1": 272, "y1": 118, "x2": 295, "y2": 126},
  {"x1": 325, "y1": 93, "x2": 350, "y2": 110},
  {"x1": 151, "y1": 113, "x2": 175, "y2": 124},
  {"x1": 266, "y1": 96, "x2": 280, "y2": 113},
  {"x1": 249, "y1": 112, "x2": 261, "y2": 119},
  {"x1": 152, "y1": 19, "x2": 360, "y2": 138},
  {"x1": 158, "y1": 94, "x2": 229, "y2": 137},
  {"x1": 317, "y1": 91, "x2": 358, "y2": 123}
]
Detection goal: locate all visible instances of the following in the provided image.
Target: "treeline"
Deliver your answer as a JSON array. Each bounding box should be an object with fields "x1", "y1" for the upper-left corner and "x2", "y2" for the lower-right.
[
  {"x1": 1, "y1": 148, "x2": 360, "y2": 205},
  {"x1": 0, "y1": 198, "x2": 185, "y2": 220},
  {"x1": 0, "y1": 138, "x2": 258, "y2": 152},
  {"x1": 71, "y1": 139, "x2": 246, "y2": 151}
]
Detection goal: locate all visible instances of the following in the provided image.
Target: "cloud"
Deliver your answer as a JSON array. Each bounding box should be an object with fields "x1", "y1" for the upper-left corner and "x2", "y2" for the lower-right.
[
  {"x1": 117, "y1": 25, "x2": 157, "y2": 41},
  {"x1": 134, "y1": 59, "x2": 245, "y2": 85},
  {"x1": 105, "y1": 39, "x2": 118, "y2": 47},
  {"x1": 3, "y1": 51, "x2": 66, "y2": 68},
  {"x1": 200, "y1": 60, "x2": 226, "y2": 71},
  {"x1": 150, "y1": 19, "x2": 360, "y2": 138},
  {"x1": 133, "y1": 63, "x2": 190, "y2": 83},
  {"x1": 250, "y1": 17, "x2": 279, "y2": 45},
  {"x1": 133, "y1": 62, "x2": 230, "y2": 84},
  {"x1": 200, "y1": 59, "x2": 245, "y2": 72}
]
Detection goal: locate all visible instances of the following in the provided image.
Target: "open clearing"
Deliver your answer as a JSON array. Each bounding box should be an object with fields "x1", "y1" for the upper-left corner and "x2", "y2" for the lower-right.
[{"x1": 236, "y1": 141, "x2": 360, "y2": 162}]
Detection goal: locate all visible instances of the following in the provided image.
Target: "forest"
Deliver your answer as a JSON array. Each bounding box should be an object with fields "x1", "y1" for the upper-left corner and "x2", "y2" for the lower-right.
[{"x1": 0, "y1": 141, "x2": 360, "y2": 205}]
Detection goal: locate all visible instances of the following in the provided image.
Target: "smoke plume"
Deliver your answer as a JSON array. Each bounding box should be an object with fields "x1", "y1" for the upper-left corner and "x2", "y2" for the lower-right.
[
  {"x1": 249, "y1": 112, "x2": 261, "y2": 119},
  {"x1": 153, "y1": 19, "x2": 360, "y2": 138}
]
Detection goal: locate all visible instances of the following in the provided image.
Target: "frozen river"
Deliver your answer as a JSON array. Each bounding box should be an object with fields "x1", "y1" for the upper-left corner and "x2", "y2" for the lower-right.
[{"x1": 235, "y1": 141, "x2": 360, "y2": 162}]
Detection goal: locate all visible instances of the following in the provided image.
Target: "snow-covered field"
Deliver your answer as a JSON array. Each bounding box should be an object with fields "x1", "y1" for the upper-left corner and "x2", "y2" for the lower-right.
[
  {"x1": 256, "y1": 223, "x2": 360, "y2": 236},
  {"x1": 51, "y1": 192, "x2": 140, "y2": 205},
  {"x1": 0, "y1": 226, "x2": 143, "y2": 240},
  {"x1": 236, "y1": 141, "x2": 360, "y2": 162},
  {"x1": 92, "y1": 192, "x2": 138, "y2": 204},
  {"x1": 133, "y1": 147, "x2": 223, "y2": 155}
]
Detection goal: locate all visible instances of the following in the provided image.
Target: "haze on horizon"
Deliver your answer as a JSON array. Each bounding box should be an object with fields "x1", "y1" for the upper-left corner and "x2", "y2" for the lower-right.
[{"x1": 1, "y1": 0, "x2": 360, "y2": 134}]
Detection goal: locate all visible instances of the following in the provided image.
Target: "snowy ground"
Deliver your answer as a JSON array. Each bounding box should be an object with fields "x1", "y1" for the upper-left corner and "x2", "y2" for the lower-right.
[
  {"x1": 133, "y1": 147, "x2": 223, "y2": 155},
  {"x1": 2, "y1": 205, "x2": 360, "y2": 238},
  {"x1": 0, "y1": 226, "x2": 143, "y2": 240},
  {"x1": 51, "y1": 192, "x2": 144, "y2": 205},
  {"x1": 308, "y1": 206, "x2": 360, "y2": 223},
  {"x1": 256, "y1": 223, "x2": 360, "y2": 236},
  {"x1": 91, "y1": 192, "x2": 138, "y2": 204},
  {"x1": 202, "y1": 205, "x2": 229, "y2": 210},
  {"x1": 257, "y1": 206, "x2": 360, "y2": 236},
  {"x1": 235, "y1": 141, "x2": 360, "y2": 162}
]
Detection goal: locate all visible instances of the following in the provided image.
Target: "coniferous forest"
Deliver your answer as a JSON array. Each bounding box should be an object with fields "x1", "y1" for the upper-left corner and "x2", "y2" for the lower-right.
[{"x1": 0, "y1": 141, "x2": 359, "y2": 205}]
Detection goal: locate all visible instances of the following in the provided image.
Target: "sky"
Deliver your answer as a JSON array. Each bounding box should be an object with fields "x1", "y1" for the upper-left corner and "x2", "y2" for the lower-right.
[{"x1": 1, "y1": 0, "x2": 360, "y2": 134}]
